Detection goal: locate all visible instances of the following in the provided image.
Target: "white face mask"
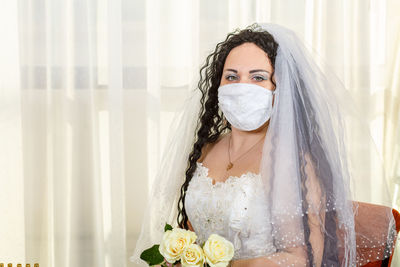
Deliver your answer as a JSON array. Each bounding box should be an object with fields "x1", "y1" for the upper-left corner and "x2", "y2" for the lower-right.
[{"x1": 218, "y1": 83, "x2": 275, "y2": 131}]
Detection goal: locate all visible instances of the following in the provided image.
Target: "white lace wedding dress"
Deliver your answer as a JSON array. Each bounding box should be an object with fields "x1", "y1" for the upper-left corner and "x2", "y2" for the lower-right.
[{"x1": 185, "y1": 162, "x2": 277, "y2": 260}]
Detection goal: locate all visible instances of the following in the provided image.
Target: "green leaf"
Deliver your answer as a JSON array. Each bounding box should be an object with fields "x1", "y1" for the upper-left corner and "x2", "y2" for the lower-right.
[
  {"x1": 140, "y1": 244, "x2": 164, "y2": 266},
  {"x1": 164, "y1": 223, "x2": 173, "y2": 232}
]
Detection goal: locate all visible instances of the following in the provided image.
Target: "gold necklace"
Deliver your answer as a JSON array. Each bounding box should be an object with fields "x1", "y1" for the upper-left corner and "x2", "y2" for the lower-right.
[{"x1": 226, "y1": 133, "x2": 265, "y2": 171}]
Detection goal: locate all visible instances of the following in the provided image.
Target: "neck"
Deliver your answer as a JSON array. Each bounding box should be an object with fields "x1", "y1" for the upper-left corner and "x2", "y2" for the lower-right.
[{"x1": 229, "y1": 121, "x2": 269, "y2": 154}]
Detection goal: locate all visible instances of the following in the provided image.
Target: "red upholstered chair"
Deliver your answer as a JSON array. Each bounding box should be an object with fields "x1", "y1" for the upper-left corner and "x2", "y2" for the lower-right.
[{"x1": 353, "y1": 202, "x2": 400, "y2": 267}]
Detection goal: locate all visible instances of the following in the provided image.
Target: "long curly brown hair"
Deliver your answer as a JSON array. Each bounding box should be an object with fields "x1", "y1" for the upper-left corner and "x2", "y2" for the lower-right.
[{"x1": 177, "y1": 23, "x2": 278, "y2": 230}]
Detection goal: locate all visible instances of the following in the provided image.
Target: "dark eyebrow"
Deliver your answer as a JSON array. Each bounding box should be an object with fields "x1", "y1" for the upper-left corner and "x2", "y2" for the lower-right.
[
  {"x1": 224, "y1": 68, "x2": 270, "y2": 74},
  {"x1": 249, "y1": 69, "x2": 270, "y2": 74},
  {"x1": 225, "y1": 68, "x2": 238, "y2": 73}
]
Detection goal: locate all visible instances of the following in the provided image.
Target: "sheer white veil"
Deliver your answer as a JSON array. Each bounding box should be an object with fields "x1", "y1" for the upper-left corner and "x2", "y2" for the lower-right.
[{"x1": 130, "y1": 23, "x2": 397, "y2": 266}]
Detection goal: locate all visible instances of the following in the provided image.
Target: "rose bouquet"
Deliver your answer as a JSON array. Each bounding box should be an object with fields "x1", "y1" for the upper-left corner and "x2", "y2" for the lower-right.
[{"x1": 140, "y1": 223, "x2": 234, "y2": 267}]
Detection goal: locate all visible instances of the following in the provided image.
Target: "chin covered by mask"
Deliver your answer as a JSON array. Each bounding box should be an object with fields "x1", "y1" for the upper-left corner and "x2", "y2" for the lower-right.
[{"x1": 217, "y1": 83, "x2": 275, "y2": 131}]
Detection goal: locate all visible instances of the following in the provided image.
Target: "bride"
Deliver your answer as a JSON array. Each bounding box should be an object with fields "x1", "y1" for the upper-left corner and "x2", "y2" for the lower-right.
[{"x1": 131, "y1": 23, "x2": 397, "y2": 267}]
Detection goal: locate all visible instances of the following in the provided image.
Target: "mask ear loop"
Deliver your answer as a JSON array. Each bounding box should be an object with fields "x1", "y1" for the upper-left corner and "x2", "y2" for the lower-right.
[{"x1": 270, "y1": 88, "x2": 277, "y2": 117}]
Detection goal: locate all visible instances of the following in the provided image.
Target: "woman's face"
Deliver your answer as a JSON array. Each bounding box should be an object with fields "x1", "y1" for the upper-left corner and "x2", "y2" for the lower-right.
[{"x1": 219, "y1": 42, "x2": 275, "y2": 91}]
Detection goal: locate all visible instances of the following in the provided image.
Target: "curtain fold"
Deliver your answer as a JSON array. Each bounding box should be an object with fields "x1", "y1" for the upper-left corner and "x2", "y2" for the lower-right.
[
  {"x1": 0, "y1": 0, "x2": 25, "y2": 262},
  {"x1": 16, "y1": 0, "x2": 127, "y2": 266},
  {"x1": 0, "y1": 0, "x2": 399, "y2": 266}
]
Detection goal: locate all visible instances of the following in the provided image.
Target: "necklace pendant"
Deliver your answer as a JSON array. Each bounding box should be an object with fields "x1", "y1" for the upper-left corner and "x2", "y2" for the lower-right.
[{"x1": 226, "y1": 162, "x2": 233, "y2": 171}]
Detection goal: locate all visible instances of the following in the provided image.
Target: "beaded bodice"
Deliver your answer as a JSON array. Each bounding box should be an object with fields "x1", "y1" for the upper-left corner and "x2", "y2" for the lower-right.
[{"x1": 184, "y1": 162, "x2": 276, "y2": 260}]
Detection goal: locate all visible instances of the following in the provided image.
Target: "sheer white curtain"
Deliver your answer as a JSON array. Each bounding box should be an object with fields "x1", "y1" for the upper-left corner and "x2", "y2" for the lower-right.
[
  {"x1": 0, "y1": 0, "x2": 399, "y2": 267},
  {"x1": 2, "y1": 0, "x2": 128, "y2": 266}
]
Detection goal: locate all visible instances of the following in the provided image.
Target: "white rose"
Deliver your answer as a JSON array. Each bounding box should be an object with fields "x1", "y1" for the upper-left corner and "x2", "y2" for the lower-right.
[
  {"x1": 159, "y1": 228, "x2": 197, "y2": 263},
  {"x1": 181, "y1": 244, "x2": 205, "y2": 267},
  {"x1": 203, "y1": 234, "x2": 234, "y2": 267}
]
